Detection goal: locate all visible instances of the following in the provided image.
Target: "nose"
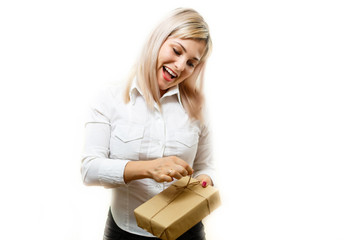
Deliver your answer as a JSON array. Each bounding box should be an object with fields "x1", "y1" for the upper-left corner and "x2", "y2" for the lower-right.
[{"x1": 174, "y1": 57, "x2": 186, "y2": 72}]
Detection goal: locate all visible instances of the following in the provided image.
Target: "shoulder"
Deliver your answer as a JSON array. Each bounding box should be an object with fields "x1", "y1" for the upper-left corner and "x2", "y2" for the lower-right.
[
  {"x1": 86, "y1": 81, "x2": 129, "y2": 121},
  {"x1": 90, "y1": 81, "x2": 126, "y2": 106}
]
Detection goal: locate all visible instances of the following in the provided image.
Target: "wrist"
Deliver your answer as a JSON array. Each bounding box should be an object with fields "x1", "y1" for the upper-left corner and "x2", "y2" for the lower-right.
[{"x1": 124, "y1": 161, "x2": 150, "y2": 183}]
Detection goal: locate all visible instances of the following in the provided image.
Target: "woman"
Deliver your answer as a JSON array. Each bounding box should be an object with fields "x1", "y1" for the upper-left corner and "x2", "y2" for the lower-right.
[{"x1": 81, "y1": 8, "x2": 215, "y2": 240}]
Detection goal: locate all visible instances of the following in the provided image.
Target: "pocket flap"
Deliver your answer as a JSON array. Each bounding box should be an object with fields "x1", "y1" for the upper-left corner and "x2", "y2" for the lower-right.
[
  {"x1": 114, "y1": 124, "x2": 144, "y2": 142},
  {"x1": 175, "y1": 131, "x2": 199, "y2": 147}
]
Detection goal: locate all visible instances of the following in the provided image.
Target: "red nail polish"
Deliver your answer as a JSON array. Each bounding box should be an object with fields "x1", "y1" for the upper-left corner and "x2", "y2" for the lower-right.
[{"x1": 202, "y1": 181, "x2": 207, "y2": 187}]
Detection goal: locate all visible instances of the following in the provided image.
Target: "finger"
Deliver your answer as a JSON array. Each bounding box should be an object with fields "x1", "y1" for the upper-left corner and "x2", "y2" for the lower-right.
[
  {"x1": 197, "y1": 176, "x2": 208, "y2": 187},
  {"x1": 185, "y1": 165, "x2": 194, "y2": 175},
  {"x1": 158, "y1": 174, "x2": 173, "y2": 183},
  {"x1": 195, "y1": 175, "x2": 213, "y2": 188},
  {"x1": 173, "y1": 165, "x2": 189, "y2": 177},
  {"x1": 166, "y1": 167, "x2": 182, "y2": 180},
  {"x1": 170, "y1": 157, "x2": 193, "y2": 175},
  {"x1": 177, "y1": 161, "x2": 193, "y2": 175},
  {"x1": 201, "y1": 180, "x2": 208, "y2": 188},
  {"x1": 170, "y1": 171, "x2": 183, "y2": 180}
]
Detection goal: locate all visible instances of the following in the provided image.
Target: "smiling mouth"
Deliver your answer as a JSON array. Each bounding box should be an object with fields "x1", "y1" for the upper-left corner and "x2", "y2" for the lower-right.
[{"x1": 162, "y1": 66, "x2": 178, "y2": 81}]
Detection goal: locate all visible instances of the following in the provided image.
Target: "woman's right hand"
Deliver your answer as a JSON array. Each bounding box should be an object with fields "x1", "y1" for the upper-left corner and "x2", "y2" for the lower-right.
[
  {"x1": 124, "y1": 156, "x2": 193, "y2": 184},
  {"x1": 147, "y1": 156, "x2": 194, "y2": 182}
]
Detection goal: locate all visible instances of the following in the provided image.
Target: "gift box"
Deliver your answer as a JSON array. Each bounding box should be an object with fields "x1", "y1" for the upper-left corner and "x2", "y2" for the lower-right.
[{"x1": 134, "y1": 176, "x2": 221, "y2": 240}]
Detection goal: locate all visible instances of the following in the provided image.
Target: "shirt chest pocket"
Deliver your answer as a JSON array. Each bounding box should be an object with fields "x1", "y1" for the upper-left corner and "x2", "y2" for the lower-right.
[
  {"x1": 110, "y1": 124, "x2": 145, "y2": 160},
  {"x1": 175, "y1": 131, "x2": 199, "y2": 148},
  {"x1": 166, "y1": 130, "x2": 199, "y2": 161}
]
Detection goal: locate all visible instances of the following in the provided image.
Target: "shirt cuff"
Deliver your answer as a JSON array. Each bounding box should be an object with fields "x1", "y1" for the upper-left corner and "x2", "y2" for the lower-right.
[{"x1": 98, "y1": 159, "x2": 130, "y2": 186}]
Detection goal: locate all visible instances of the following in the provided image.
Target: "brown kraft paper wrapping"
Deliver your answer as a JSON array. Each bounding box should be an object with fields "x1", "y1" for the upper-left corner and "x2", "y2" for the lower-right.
[{"x1": 134, "y1": 176, "x2": 221, "y2": 240}]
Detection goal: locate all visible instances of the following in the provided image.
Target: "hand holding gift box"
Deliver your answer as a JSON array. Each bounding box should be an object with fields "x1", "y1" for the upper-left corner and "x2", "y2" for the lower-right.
[{"x1": 134, "y1": 176, "x2": 221, "y2": 240}]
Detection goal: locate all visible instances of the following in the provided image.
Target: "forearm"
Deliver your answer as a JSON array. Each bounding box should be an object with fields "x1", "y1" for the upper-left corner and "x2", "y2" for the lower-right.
[
  {"x1": 123, "y1": 161, "x2": 151, "y2": 183},
  {"x1": 124, "y1": 156, "x2": 194, "y2": 184}
]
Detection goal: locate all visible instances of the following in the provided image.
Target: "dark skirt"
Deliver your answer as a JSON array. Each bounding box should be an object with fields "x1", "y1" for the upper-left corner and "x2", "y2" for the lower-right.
[{"x1": 104, "y1": 209, "x2": 206, "y2": 240}]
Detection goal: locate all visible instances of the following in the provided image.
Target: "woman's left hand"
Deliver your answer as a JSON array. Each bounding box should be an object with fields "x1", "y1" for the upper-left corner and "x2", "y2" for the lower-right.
[{"x1": 195, "y1": 174, "x2": 213, "y2": 188}]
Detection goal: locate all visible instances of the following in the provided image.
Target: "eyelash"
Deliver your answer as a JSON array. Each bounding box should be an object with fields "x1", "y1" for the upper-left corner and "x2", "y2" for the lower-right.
[
  {"x1": 173, "y1": 48, "x2": 180, "y2": 55},
  {"x1": 173, "y1": 48, "x2": 195, "y2": 68},
  {"x1": 187, "y1": 62, "x2": 195, "y2": 68}
]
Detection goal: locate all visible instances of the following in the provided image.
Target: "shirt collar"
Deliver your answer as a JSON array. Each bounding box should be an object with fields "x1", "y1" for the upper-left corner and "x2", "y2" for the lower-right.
[
  {"x1": 160, "y1": 85, "x2": 184, "y2": 110},
  {"x1": 129, "y1": 78, "x2": 143, "y2": 105},
  {"x1": 129, "y1": 78, "x2": 184, "y2": 110}
]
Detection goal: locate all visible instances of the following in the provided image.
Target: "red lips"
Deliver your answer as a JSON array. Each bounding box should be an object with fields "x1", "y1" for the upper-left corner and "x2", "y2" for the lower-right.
[{"x1": 162, "y1": 66, "x2": 177, "y2": 82}]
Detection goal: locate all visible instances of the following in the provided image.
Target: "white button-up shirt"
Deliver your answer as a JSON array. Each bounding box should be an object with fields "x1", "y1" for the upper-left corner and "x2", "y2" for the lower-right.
[{"x1": 81, "y1": 79, "x2": 215, "y2": 237}]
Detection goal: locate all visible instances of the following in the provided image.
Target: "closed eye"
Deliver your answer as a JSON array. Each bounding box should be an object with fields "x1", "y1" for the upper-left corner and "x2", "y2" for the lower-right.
[{"x1": 173, "y1": 48, "x2": 180, "y2": 56}]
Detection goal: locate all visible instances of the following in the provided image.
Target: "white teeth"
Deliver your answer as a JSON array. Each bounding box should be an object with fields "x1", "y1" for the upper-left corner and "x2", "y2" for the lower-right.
[{"x1": 164, "y1": 66, "x2": 177, "y2": 78}]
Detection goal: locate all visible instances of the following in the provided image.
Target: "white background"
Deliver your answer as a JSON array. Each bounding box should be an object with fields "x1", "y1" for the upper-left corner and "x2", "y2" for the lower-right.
[{"x1": 1, "y1": 0, "x2": 359, "y2": 239}]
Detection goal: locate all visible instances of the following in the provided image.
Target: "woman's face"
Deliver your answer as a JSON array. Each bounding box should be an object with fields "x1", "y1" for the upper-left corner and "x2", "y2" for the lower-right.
[{"x1": 156, "y1": 37, "x2": 206, "y2": 96}]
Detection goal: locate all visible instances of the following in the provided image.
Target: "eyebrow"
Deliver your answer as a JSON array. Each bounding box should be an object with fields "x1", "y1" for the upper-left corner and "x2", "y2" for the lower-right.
[{"x1": 174, "y1": 41, "x2": 200, "y2": 62}]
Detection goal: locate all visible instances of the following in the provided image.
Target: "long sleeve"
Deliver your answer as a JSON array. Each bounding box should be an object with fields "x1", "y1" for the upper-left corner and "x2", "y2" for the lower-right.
[
  {"x1": 81, "y1": 88, "x2": 129, "y2": 188},
  {"x1": 192, "y1": 122, "x2": 216, "y2": 184}
]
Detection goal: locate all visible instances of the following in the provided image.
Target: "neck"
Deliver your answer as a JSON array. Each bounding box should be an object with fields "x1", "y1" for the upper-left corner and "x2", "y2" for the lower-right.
[{"x1": 159, "y1": 89, "x2": 167, "y2": 97}]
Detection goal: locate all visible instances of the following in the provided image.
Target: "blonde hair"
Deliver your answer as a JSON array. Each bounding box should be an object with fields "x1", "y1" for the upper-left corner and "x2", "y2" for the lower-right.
[{"x1": 124, "y1": 8, "x2": 212, "y2": 121}]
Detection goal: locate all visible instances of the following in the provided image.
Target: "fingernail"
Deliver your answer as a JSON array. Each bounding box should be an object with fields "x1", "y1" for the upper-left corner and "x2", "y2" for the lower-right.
[{"x1": 202, "y1": 181, "x2": 207, "y2": 187}]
